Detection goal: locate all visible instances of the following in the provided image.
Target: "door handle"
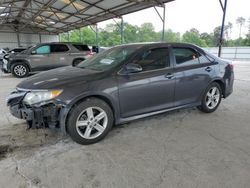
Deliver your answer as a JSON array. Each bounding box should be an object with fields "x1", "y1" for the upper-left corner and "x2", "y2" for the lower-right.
[
  {"x1": 205, "y1": 67, "x2": 212, "y2": 72},
  {"x1": 165, "y1": 73, "x2": 174, "y2": 79}
]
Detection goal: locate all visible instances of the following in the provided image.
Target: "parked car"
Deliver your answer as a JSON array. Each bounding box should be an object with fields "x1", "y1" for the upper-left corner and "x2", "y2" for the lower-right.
[
  {"x1": 7, "y1": 43, "x2": 234, "y2": 145},
  {"x1": 8, "y1": 47, "x2": 27, "y2": 54},
  {"x1": 1, "y1": 47, "x2": 28, "y2": 72},
  {"x1": 2, "y1": 42, "x2": 93, "y2": 78},
  {"x1": 0, "y1": 48, "x2": 7, "y2": 61}
]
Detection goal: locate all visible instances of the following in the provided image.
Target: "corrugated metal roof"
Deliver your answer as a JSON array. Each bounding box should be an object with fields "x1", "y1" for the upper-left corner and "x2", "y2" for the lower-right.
[{"x1": 0, "y1": 0, "x2": 174, "y2": 34}]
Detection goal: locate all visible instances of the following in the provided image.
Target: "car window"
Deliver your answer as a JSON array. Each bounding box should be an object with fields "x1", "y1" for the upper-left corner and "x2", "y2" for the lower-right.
[
  {"x1": 36, "y1": 45, "x2": 50, "y2": 54},
  {"x1": 73, "y1": 44, "x2": 90, "y2": 51},
  {"x1": 173, "y1": 47, "x2": 199, "y2": 66},
  {"x1": 51, "y1": 44, "x2": 69, "y2": 53},
  {"x1": 77, "y1": 45, "x2": 139, "y2": 71},
  {"x1": 135, "y1": 48, "x2": 170, "y2": 71},
  {"x1": 198, "y1": 54, "x2": 211, "y2": 64}
]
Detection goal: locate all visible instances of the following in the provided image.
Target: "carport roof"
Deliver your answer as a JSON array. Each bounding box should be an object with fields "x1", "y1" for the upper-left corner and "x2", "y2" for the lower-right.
[{"x1": 0, "y1": 0, "x2": 174, "y2": 34}]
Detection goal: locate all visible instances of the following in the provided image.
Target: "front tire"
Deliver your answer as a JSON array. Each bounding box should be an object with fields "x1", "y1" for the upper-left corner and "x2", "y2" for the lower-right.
[
  {"x1": 198, "y1": 82, "x2": 222, "y2": 113},
  {"x1": 11, "y1": 63, "x2": 29, "y2": 78},
  {"x1": 67, "y1": 98, "x2": 114, "y2": 145}
]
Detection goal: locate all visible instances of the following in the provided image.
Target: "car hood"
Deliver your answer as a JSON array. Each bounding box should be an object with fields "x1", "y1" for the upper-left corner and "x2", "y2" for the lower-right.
[{"x1": 17, "y1": 66, "x2": 105, "y2": 90}]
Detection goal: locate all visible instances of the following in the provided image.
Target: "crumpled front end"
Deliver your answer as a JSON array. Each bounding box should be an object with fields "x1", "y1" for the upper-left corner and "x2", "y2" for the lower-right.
[{"x1": 7, "y1": 89, "x2": 65, "y2": 129}]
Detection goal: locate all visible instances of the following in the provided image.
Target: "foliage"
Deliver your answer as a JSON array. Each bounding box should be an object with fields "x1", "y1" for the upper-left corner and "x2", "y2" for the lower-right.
[{"x1": 59, "y1": 16, "x2": 250, "y2": 47}]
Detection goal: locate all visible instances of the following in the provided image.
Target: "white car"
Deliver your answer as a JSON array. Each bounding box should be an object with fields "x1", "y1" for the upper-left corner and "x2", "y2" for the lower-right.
[{"x1": 0, "y1": 49, "x2": 7, "y2": 61}]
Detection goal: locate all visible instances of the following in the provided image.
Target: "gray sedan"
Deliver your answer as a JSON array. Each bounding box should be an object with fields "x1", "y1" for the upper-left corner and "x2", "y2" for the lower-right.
[{"x1": 7, "y1": 43, "x2": 234, "y2": 145}]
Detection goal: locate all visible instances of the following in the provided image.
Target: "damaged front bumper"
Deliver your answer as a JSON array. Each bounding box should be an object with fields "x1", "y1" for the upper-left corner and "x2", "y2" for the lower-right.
[{"x1": 7, "y1": 90, "x2": 67, "y2": 131}]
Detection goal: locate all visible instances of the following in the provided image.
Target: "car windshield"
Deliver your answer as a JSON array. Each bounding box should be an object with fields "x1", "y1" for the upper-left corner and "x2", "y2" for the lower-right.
[{"x1": 77, "y1": 45, "x2": 140, "y2": 71}]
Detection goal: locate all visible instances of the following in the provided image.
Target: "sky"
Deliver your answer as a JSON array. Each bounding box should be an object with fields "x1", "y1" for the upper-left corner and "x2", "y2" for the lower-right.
[{"x1": 98, "y1": 0, "x2": 250, "y2": 39}]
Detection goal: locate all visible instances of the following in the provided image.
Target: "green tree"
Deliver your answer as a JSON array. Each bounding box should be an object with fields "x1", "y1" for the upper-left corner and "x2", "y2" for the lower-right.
[
  {"x1": 163, "y1": 29, "x2": 180, "y2": 42},
  {"x1": 200, "y1": 32, "x2": 214, "y2": 47},
  {"x1": 138, "y1": 23, "x2": 157, "y2": 42},
  {"x1": 236, "y1": 16, "x2": 246, "y2": 38},
  {"x1": 124, "y1": 23, "x2": 140, "y2": 43},
  {"x1": 182, "y1": 29, "x2": 207, "y2": 47}
]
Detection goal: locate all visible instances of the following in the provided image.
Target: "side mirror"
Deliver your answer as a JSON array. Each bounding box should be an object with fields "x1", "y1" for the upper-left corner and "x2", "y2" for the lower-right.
[
  {"x1": 125, "y1": 63, "x2": 142, "y2": 73},
  {"x1": 31, "y1": 50, "x2": 36, "y2": 55}
]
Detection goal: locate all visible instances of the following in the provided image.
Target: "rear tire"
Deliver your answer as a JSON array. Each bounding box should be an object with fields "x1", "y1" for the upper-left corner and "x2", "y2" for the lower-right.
[
  {"x1": 67, "y1": 98, "x2": 114, "y2": 145},
  {"x1": 198, "y1": 82, "x2": 222, "y2": 113},
  {"x1": 11, "y1": 63, "x2": 29, "y2": 78}
]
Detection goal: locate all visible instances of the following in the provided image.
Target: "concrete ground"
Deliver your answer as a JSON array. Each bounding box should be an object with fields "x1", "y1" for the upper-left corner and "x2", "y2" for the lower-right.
[{"x1": 0, "y1": 62, "x2": 250, "y2": 188}]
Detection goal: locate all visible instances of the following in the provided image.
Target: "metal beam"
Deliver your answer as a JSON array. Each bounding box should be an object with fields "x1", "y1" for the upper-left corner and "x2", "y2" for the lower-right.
[
  {"x1": 19, "y1": 0, "x2": 57, "y2": 30},
  {"x1": 154, "y1": 5, "x2": 166, "y2": 41},
  {"x1": 218, "y1": 0, "x2": 228, "y2": 57},
  {"x1": 17, "y1": 0, "x2": 32, "y2": 19}
]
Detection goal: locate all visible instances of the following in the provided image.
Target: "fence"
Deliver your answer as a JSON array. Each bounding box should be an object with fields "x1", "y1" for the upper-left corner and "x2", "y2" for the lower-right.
[{"x1": 205, "y1": 47, "x2": 250, "y2": 61}]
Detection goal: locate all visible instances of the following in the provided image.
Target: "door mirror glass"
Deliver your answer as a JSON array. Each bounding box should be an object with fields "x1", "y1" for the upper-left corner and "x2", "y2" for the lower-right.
[
  {"x1": 31, "y1": 50, "x2": 36, "y2": 55},
  {"x1": 125, "y1": 63, "x2": 142, "y2": 73}
]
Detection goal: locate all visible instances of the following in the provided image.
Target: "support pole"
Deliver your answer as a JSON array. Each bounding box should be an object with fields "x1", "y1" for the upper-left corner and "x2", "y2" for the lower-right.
[
  {"x1": 79, "y1": 28, "x2": 82, "y2": 43},
  {"x1": 67, "y1": 31, "x2": 70, "y2": 42},
  {"x1": 112, "y1": 17, "x2": 124, "y2": 44},
  {"x1": 121, "y1": 17, "x2": 124, "y2": 44},
  {"x1": 39, "y1": 34, "x2": 42, "y2": 43},
  {"x1": 162, "y1": 4, "x2": 166, "y2": 42},
  {"x1": 17, "y1": 32, "x2": 20, "y2": 47},
  {"x1": 218, "y1": 0, "x2": 228, "y2": 57},
  {"x1": 154, "y1": 5, "x2": 166, "y2": 42},
  {"x1": 95, "y1": 24, "x2": 99, "y2": 49}
]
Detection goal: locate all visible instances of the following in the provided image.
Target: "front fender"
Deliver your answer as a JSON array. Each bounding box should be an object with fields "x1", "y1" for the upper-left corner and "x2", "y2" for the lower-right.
[
  {"x1": 59, "y1": 91, "x2": 120, "y2": 134},
  {"x1": 9, "y1": 59, "x2": 31, "y2": 71}
]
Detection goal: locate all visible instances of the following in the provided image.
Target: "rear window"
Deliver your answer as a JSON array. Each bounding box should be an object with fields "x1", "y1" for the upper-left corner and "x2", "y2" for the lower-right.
[
  {"x1": 51, "y1": 44, "x2": 69, "y2": 53},
  {"x1": 73, "y1": 44, "x2": 90, "y2": 51}
]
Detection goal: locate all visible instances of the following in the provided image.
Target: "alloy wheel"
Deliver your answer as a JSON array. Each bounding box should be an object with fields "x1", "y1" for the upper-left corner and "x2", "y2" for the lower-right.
[
  {"x1": 76, "y1": 107, "x2": 108, "y2": 139},
  {"x1": 14, "y1": 65, "x2": 27, "y2": 77},
  {"x1": 205, "y1": 86, "x2": 220, "y2": 109}
]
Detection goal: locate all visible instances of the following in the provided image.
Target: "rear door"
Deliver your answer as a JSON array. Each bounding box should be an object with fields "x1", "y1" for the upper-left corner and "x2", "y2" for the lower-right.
[
  {"x1": 118, "y1": 46, "x2": 175, "y2": 118},
  {"x1": 50, "y1": 44, "x2": 71, "y2": 66},
  {"x1": 171, "y1": 46, "x2": 216, "y2": 106}
]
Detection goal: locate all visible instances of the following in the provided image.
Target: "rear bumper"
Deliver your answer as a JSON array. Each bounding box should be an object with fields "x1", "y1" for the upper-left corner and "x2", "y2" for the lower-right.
[{"x1": 224, "y1": 71, "x2": 234, "y2": 98}]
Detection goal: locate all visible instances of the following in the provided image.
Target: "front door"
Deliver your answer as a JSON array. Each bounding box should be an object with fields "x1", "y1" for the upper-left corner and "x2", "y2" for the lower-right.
[
  {"x1": 118, "y1": 47, "x2": 175, "y2": 118},
  {"x1": 30, "y1": 44, "x2": 53, "y2": 71}
]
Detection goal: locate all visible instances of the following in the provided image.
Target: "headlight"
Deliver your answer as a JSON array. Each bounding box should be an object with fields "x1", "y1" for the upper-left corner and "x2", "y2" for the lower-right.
[{"x1": 23, "y1": 90, "x2": 63, "y2": 105}]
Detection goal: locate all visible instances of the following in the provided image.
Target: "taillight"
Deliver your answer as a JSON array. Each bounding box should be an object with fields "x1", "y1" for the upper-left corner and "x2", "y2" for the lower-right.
[{"x1": 87, "y1": 50, "x2": 93, "y2": 55}]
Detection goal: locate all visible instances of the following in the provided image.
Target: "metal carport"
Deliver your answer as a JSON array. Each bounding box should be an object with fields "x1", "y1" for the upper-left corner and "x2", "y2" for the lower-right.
[{"x1": 0, "y1": 0, "x2": 227, "y2": 56}]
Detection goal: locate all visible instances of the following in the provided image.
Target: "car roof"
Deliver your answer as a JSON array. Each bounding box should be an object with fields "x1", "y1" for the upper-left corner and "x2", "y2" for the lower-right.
[
  {"x1": 115, "y1": 42, "x2": 201, "y2": 48},
  {"x1": 37, "y1": 42, "x2": 88, "y2": 45}
]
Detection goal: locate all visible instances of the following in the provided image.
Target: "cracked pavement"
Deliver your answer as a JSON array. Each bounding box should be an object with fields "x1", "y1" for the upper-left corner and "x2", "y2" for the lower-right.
[{"x1": 0, "y1": 62, "x2": 250, "y2": 188}]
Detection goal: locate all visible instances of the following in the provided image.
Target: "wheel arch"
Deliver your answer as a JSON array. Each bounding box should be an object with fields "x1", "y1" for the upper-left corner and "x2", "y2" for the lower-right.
[
  {"x1": 210, "y1": 79, "x2": 225, "y2": 97},
  {"x1": 10, "y1": 60, "x2": 31, "y2": 72},
  {"x1": 72, "y1": 58, "x2": 85, "y2": 66},
  {"x1": 61, "y1": 93, "x2": 118, "y2": 134}
]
